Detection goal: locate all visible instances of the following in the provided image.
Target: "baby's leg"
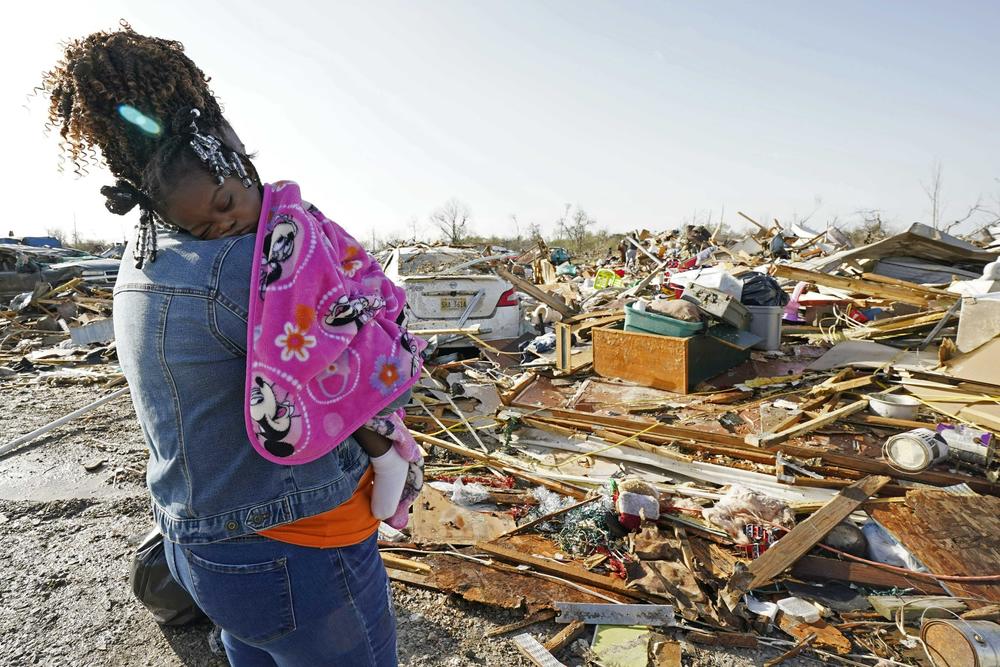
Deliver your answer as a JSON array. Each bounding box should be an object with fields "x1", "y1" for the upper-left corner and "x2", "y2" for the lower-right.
[{"x1": 354, "y1": 428, "x2": 409, "y2": 520}]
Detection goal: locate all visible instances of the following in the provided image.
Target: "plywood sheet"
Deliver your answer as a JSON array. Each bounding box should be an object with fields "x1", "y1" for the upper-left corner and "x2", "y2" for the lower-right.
[
  {"x1": 410, "y1": 485, "x2": 516, "y2": 546},
  {"x1": 870, "y1": 490, "x2": 1000, "y2": 606}
]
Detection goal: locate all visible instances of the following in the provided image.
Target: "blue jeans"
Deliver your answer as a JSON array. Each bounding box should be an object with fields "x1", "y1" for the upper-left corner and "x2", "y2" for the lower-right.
[{"x1": 164, "y1": 533, "x2": 397, "y2": 666}]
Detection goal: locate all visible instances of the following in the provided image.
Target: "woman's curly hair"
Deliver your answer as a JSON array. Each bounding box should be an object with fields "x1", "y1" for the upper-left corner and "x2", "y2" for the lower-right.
[{"x1": 39, "y1": 20, "x2": 224, "y2": 184}]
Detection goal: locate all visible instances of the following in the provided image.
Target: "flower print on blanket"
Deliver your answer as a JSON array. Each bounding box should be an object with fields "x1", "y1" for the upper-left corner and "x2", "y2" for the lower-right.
[
  {"x1": 274, "y1": 305, "x2": 318, "y2": 362},
  {"x1": 370, "y1": 355, "x2": 404, "y2": 396},
  {"x1": 245, "y1": 181, "x2": 427, "y2": 465}
]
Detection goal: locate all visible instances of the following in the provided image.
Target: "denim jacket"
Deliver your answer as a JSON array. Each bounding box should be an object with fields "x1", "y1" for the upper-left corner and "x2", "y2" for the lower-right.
[{"x1": 114, "y1": 232, "x2": 369, "y2": 545}]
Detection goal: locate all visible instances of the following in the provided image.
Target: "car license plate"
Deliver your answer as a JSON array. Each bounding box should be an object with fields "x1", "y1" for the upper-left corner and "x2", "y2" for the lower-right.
[{"x1": 440, "y1": 297, "x2": 467, "y2": 311}]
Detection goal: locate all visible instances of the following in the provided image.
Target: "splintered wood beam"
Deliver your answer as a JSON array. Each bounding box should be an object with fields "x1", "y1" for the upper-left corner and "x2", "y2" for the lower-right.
[
  {"x1": 770, "y1": 264, "x2": 956, "y2": 307},
  {"x1": 721, "y1": 475, "x2": 890, "y2": 609},
  {"x1": 486, "y1": 609, "x2": 558, "y2": 638},
  {"x1": 495, "y1": 265, "x2": 576, "y2": 318},
  {"x1": 543, "y1": 621, "x2": 587, "y2": 653},
  {"x1": 745, "y1": 399, "x2": 869, "y2": 447}
]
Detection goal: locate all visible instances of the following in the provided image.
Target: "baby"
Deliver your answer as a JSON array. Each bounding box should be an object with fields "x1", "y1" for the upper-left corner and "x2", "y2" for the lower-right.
[{"x1": 140, "y1": 110, "x2": 424, "y2": 526}]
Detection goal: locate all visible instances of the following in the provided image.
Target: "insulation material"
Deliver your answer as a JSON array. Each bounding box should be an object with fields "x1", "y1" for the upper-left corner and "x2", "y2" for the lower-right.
[{"x1": 702, "y1": 485, "x2": 795, "y2": 544}]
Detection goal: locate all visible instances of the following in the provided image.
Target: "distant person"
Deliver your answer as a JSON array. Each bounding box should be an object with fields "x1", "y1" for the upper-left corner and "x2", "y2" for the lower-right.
[
  {"x1": 769, "y1": 231, "x2": 797, "y2": 260},
  {"x1": 42, "y1": 23, "x2": 401, "y2": 666}
]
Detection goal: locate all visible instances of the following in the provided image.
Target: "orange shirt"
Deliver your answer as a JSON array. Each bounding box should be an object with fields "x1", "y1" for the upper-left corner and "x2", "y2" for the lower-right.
[{"x1": 259, "y1": 468, "x2": 379, "y2": 548}]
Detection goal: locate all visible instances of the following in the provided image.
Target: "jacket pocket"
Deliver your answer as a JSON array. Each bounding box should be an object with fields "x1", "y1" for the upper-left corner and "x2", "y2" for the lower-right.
[{"x1": 184, "y1": 549, "x2": 296, "y2": 644}]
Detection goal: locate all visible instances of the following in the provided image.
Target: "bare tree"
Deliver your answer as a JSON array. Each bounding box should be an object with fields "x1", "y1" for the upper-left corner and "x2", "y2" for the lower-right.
[
  {"x1": 556, "y1": 205, "x2": 597, "y2": 251},
  {"x1": 525, "y1": 221, "x2": 544, "y2": 241},
  {"x1": 921, "y1": 160, "x2": 944, "y2": 229},
  {"x1": 429, "y1": 199, "x2": 471, "y2": 244}
]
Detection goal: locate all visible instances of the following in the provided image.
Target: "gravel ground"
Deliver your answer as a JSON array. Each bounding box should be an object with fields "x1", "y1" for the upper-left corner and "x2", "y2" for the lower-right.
[{"x1": 0, "y1": 382, "x2": 813, "y2": 666}]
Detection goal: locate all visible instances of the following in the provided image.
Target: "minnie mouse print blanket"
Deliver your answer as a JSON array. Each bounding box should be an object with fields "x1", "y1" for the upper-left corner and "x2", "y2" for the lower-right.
[{"x1": 245, "y1": 181, "x2": 425, "y2": 477}]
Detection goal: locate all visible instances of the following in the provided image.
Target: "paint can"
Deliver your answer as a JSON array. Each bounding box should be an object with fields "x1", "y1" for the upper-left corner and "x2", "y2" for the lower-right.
[
  {"x1": 883, "y1": 428, "x2": 949, "y2": 472},
  {"x1": 920, "y1": 619, "x2": 1000, "y2": 667}
]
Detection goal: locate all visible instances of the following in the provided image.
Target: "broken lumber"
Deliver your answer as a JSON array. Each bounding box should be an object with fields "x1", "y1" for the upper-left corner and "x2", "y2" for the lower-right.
[
  {"x1": 486, "y1": 609, "x2": 557, "y2": 638},
  {"x1": 722, "y1": 475, "x2": 890, "y2": 608},
  {"x1": 776, "y1": 616, "x2": 851, "y2": 656},
  {"x1": 745, "y1": 398, "x2": 869, "y2": 447},
  {"x1": 495, "y1": 265, "x2": 576, "y2": 318},
  {"x1": 544, "y1": 621, "x2": 587, "y2": 654},
  {"x1": 790, "y1": 556, "x2": 946, "y2": 594},
  {"x1": 763, "y1": 632, "x2": 815, "y2": 667},
  {"x1": 771, "y1": 264, "x2": 955, "y2": 307},
  {"x1": 686, "y1": 630, "x2": 758, "y2": 649},
  {"x1": 478, "y1": 537, "x2": 645, "y2": 600}
]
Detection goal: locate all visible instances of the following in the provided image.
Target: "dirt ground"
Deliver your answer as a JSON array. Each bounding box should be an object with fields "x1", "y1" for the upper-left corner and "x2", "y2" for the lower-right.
[{"x1": 0, "y1": 383, "x2": 811, "y2": 666}]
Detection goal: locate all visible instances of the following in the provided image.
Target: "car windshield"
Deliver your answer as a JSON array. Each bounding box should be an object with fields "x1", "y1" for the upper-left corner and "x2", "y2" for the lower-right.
[{"x1": 397, "y1": 250, "x2": 485, "y2": 276}]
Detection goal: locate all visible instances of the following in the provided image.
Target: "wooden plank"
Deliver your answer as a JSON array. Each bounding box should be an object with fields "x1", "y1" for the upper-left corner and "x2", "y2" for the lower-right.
[
  {"x1": 790, "y1": 556, "x2": 946, "y2": 595},
  {"x1": 738, "y1": 210, "x2": 771, "y2": 233},
  {"x1": 870, "y1": 490, "x2": 1000, "y2": 605},
  {"x1": 543, "y1": 621, "x2": 587, "y2": 653},
  {"x1": 486, "y1": 609, "x2": 557, "y2": 638},
  {"x1": 846, "y1": 414, "x2": 936, "y2": 430},
  {"x1": 745, "y1": 399, "x2": 869, "y2": 447},
  {"x1": 769, "y1": 394, "x2": 839, "y2": 434},
  {"x1": 410, "y1": 485, "x2": 516, "y2": 546},
  {"x1": 495, "y1": 265, "x2": 576, "y2": 318},
  {"x1": 478, "y1": 536, "x2": 645, "y2": 600},
  {"x1": 771, "y1": 264, "x2": 955, "y2": 306},
  {"x1": 686, "y1": 630, "x2": 758, "y2": 648},
  {"x1": 776, "y1": 616, "x2": 851, "y2": 656},
  {"x1": 513, "y1": 633, "x2": 567, "y2": 667},
  {"x1": 860, "y1": 272, "x2": 955, "y2": 297},
  {"x1": 764, "y1": 632, "x2": 815, "y2": 667},
  {"x1": 380, "y1": 553, "x2": 432, "y2": 574},
  {"x1": 722, "y1": 475, "x2": 890, "y2": 608},
  {"x1": 385, "y1": 568, "x2": 438, "y2": 590}
]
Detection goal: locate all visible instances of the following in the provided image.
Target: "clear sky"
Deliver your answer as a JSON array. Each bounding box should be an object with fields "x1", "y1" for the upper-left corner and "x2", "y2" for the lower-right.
[{"x1": 2, "y1": 1, "x2": 998, "y2": 244}]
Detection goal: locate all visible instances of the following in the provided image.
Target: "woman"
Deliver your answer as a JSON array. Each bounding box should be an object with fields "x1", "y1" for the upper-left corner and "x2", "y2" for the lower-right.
[{"x1": 41, "y1": 24, "x2": 397, "y2": 666}]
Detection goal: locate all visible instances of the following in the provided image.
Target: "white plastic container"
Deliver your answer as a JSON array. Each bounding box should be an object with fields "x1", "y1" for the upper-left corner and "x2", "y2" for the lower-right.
[
  {"x1": 868, "y1": 394, "x2": 921, "y2": 420},
  {"x1": 884, "y1": 428, "x2": 949, "y2": 472},
  {"x1": 668, "y1": 267, "x2": 742, "y2": 300},
  {"x1": 747, "y1": 305, "x2": 783, "y2": 351},
  {"x1": 776, "y1": 597, "x2": 821, "y2": 623}
]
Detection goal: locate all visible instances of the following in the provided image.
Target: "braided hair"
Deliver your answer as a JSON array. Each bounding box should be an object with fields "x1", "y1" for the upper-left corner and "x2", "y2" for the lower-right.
[{"x1": 40, "y1": 21, "x2": 256, "y2": 267}]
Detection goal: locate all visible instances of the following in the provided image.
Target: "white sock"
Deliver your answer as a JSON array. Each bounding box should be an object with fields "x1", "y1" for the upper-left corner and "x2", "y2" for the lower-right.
[{"x1": 370, "y1": 446, "x2": 409, "y2": 520}]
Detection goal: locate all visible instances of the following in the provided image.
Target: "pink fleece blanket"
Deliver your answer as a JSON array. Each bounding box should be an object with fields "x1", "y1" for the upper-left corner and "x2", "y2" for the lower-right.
[{"x1": 244, "y1": 182, "x2": 425, "y2": 489}]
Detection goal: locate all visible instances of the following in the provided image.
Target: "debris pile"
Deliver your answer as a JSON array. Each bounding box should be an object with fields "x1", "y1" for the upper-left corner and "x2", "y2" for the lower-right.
[
  {"x1": 374, "y1": 220, "x2": 1000, "y2": 665},
  {"x1": 0, "y1": 276, "x2": 120, "y2": 387}
]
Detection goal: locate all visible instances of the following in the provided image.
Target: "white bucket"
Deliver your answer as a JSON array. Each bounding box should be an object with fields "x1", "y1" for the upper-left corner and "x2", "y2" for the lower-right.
[
  {"x1": 884, "y1": 428, "x2": 949, "y2": 472},
  {"x1": 747, "y1": 305, "x2": 783, "y2": 351}
]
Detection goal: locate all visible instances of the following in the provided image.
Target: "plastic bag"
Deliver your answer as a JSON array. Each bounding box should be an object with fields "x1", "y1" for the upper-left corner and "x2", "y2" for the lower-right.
[
  {"x1": 738, "y1": 271, "x2": 790, "y2": 307},
  {"x1": 451, "y1": 478, "x2": 491, "y2": 506},
  {"x1": 129, "y1": 527, "x2": 205, "y2": 626},
  {"x1": 861, "y1": 521, "x2": 926, "y2": 571}
]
